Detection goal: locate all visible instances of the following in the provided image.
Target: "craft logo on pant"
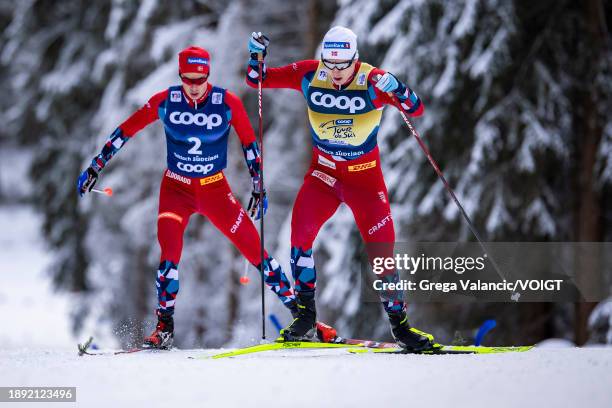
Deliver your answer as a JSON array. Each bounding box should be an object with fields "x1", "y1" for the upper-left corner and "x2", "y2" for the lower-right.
[
  {"x1": 177, "y1": 162, "x2": 214, "y2": 175},
  {"x1": 231, "y1": 208, "x2": 245, "y2": 233},
  {"x1": 311, "y1": 170, "x2": 337, "y2": 187},
  {"x1": 348, "y1": 160, "x2": 376, "y2": 172},
  {"x1": 368, "y1": 214, "x2": 392, "y2": 235}
]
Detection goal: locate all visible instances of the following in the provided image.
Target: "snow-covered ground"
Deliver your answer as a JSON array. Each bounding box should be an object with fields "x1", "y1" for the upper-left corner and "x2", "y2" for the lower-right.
[
  {"x1": 0, "y1": 205, "x2": 75, "y2": 349},
  {"x1": 1, "y1": 204, "x2": 611, "y2": 408},
  {"x1": 1, "y1": 347, "x2": 611, "y2": 407}
]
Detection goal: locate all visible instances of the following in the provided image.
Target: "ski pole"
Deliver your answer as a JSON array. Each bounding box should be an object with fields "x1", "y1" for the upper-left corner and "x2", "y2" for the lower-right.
[
  {"x1": 91, "y1": 187, "x2": 113, "y2": 197},
  {"x1": 384, "y1": 88, "x2": 519, "y2": 301},
  {"x1": 257, "y1": 52, "x2": 267, "y2": 338}
]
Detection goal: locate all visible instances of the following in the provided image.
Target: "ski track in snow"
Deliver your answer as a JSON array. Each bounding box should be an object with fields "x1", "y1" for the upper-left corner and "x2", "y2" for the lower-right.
[{"x1": 1, "y1": 347, "x2": 611, "y2": 407}]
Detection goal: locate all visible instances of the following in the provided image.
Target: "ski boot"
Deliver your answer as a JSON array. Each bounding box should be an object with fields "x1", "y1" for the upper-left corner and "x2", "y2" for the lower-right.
[
  {"x1": 143, "y1": 310, "x2": 174, "y2": 349},
  {"x1": 279, "y1": 294, "x2": 317, "y2": 341},
  {"x1": 388, "y1": 311, "x2": 436, "y2": 352},
  {"x1": 287, "y1": 301, "x2": 337, "y2": 343}
]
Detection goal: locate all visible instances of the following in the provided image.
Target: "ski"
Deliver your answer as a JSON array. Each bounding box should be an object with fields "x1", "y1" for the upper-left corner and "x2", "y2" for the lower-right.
[
  {"x1": 206, "y1": 338, "x2": 533, "y2": 359},
  {"x1": 329, "y1": 336, "x2": 397, "y2": 349},
  {"x1": 77, "y1": 336, "x2": 171, "y2": 356},
  {"x1": 206, "y1": 332, "x2": 400, "y2": 359},
  {"x1": 207, "y1": 341, "x2": 360, "y2": 359},
  {"x1": 347, "y1": 344, "x2": 534, "y2": 355}
]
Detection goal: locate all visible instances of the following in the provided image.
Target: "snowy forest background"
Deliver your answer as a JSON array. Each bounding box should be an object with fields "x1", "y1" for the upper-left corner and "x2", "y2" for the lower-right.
[{"x1": 1, "y1": 0, "x2": 610, "y2": 349}]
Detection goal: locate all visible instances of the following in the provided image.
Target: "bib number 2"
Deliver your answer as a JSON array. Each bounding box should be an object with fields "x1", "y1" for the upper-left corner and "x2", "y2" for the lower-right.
[{"x1": 188, "y1": 137, "x2": 202, "y2": 155}]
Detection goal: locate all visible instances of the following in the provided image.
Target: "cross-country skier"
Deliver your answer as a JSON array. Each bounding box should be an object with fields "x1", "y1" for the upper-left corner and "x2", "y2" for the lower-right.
[
  {"x1": 78, "y1": 46, "x2": 297, "y2": 349},
  {"x1": 246, "y1": 26, "x2": 435, "y2": 351}
]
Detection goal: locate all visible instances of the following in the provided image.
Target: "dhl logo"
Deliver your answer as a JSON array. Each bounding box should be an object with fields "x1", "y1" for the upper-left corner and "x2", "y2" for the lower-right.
[
  {"x1": 348, "y1": 160, "x2": 377, "y2": 172},
  {"x1": 200, "y1": 172, "x2": 224, "y2": 186}
]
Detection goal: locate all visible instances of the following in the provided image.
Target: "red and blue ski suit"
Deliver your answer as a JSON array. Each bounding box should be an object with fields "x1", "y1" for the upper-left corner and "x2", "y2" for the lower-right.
[
  {"x1": 89, "y1": 83, "x2": 295, "y2": 316},
  {"x1": 247, "y1": 60, "x2": 423, "y2": 313}
]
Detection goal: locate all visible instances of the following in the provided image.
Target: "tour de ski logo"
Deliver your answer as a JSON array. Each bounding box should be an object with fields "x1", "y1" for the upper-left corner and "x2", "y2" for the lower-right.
[{"x1": 319, "y1": 118, "x2": 356, "y2": 140}]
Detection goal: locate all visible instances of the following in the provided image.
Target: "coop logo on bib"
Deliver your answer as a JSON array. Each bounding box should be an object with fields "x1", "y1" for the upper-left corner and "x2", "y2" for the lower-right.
[
  {"x1": 310, "y1": 91, "x2": 366, "y2": 113},
  {"x1": 169, "y1": 112, "x2": 222, "y2": 129},
  {"x1": 177, "y1": 162, "x2": 214, "y2": 175}
]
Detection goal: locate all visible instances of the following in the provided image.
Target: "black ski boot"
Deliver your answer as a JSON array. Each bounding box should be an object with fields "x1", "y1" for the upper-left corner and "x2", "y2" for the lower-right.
[
  {"x1": 388, "y1": 312, "x2": 436, "y2": 352},
  {"x1": 143, "y1": 310, "x2": 174, "y2": 349},
  {"x1": 280, "y1": 294, "x2": 317, "y2": 341}
]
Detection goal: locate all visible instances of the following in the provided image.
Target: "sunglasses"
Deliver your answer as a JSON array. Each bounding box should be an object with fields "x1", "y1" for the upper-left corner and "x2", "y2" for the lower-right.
[
  {"x1": 180, "y1": 74, "x2": 208, "y2": 85},
  {"x1": 321, "y1": 53, "x2": 356, "y2": 71}
]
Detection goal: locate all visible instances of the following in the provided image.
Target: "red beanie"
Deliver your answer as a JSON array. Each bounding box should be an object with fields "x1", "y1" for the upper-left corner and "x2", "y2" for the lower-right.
[{"x1": 178, "y1": 46, "x2": 210, "y2": 75}]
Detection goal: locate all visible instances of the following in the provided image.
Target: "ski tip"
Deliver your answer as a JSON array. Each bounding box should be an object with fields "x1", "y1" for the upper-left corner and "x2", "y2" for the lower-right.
[{"x1": 77, "y1": 336, "x2": 94, "y2": 356}]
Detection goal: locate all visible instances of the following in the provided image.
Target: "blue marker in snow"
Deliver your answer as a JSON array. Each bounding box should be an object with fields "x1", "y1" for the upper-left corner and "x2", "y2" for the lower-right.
[
  {"x1": 475, "y1": 319, "x2": 497, "y2": 346},
  {"x1": 269, "y1": 314, "x2": 283, "y2": 333}
]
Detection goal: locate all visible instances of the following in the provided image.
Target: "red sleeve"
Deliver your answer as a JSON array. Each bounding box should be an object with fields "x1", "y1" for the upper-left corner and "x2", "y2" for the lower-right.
[
  {"x1": 118, "y1": 90, "x2": 168, "y2": 137},
  {"x1": 224, "y1": 91, "x2": 256, "y2": 145},
  {"x1": 246, "y1": 60, "x2": 319, "y2": 92}
]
